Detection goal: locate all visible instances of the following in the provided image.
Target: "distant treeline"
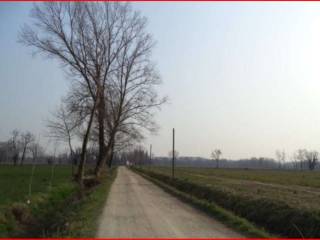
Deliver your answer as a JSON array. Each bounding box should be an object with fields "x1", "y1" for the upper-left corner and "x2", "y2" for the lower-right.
[
  {"x1": 145, "y1": 156, "x2": 320, "y2": 170},
  {"x1": 2, "y1": 140, "x2": 319, "y2": 171}
]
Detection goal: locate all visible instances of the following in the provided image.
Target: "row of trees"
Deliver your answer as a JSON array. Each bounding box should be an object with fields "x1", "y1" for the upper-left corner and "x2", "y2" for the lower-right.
[
  {"x1": 19, "y1": 2, "x2": 165, "y2": 184},
  {"x1": 0, "y1": 130, "x2": 43, "y2": 165},
  {"x1": 122, "y1": 147, "x2": 150, "y2": 166},
  {"x1": 291, "y1": 149, "x2": 318, "y2": 171},
  {"x1": 211, "y1": 149, "x2": 222, "y2": 168},
  {"x1": 274, "y1": 149, "x2": 319, "y2": 170},
  {"x1": 209, "y1": 148, "x2": 318, "y2": 171}
]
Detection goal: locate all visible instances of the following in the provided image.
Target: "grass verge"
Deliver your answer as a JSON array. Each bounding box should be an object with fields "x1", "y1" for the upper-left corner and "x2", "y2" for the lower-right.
[
  {"x1": 134, "y1": 166, "x2": 320, "y2": 238},
  {"x1": 0, "y1": 167, "x2": 117, "y2": 238},
  {"x1": 63, "y1": 167, "x2": 117, "y2": 237},
  {"x1": 132, "y1": 167, "x2": 271, "y2": 238}
]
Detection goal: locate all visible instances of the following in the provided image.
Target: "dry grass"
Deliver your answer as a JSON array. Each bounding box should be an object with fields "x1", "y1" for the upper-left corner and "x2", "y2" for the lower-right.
[{"x1": 142, "y1": 166, "x2": 320, "y2": 211}]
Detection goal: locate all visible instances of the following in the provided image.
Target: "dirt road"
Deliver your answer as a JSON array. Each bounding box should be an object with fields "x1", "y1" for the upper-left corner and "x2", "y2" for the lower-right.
[{"x1": 97, "y1": 167, "x2": 244, "y2": 238}]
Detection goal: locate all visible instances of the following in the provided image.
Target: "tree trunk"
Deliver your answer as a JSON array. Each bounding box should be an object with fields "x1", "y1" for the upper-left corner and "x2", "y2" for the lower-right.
[
  {"x1": 20, "y1": 146, "x2": 27, "y2": 165},
  {"x1": 107, "y1": 140, "x2": 115, "y2": 168},
  {"x1": 68, "y1": 136, "x2": 75, "y2": 176},
  {"x1": 94, "y1": 89, "x2": 107, "y2": 178},
  {"x1": 76, "y1": 100, "x2": 97, "y2": 185},
  {"x1": 13, "y1": 153, "x2": 18, "y2": 166}
]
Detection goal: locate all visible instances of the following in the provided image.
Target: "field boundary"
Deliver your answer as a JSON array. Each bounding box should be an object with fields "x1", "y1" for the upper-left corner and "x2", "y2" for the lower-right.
[
  {"x1": 132, "y1": 166, "x2": 320, "y2": 238},
  {"x1": 131, "y1": 167, "x2": 271, "y2": 238}
]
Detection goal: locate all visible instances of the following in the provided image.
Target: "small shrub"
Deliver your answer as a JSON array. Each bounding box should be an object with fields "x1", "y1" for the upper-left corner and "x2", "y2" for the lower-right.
[{"x1": 10, "y1": 203, "x2": 30, "y2": 223}]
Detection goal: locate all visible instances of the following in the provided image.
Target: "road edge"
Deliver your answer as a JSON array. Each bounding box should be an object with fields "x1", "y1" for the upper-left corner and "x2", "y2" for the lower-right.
[{"x1": 131, "y1": 167, "x2": 272, "y2": 238}]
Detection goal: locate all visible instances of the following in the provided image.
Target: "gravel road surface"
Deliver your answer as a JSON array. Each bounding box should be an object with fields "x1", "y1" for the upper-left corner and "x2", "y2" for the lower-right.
[{"x1": 97, "y1": 167, "x2": 244, "y2": 238}]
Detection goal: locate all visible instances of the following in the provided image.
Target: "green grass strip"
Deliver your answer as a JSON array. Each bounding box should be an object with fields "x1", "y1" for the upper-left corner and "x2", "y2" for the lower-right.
[
  {"x1": 0, "y1": 167, "x2": 118, "y2": 238},
  {"x1": 63, "y1": 167, "x2": 118, "y2": 237}
]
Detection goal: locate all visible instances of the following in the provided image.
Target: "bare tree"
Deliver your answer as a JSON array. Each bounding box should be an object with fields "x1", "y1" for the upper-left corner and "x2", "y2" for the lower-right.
[
  {"x1": 296, "y1": 149, "x2": 307, "y2": 171},
  {"x1": 211, "y1": 149, "x2": 222, "y2": 169},
  {"x1": 305, "y1": 150, "x2": 318, "y2": 171},
  {"x1": 20, "y1": 3, "x2": 165, "y2": 181},
  {"x1": 47, "y1": 103, "x2": 78, "y2": 157},
  {"x1": 19, "y1": 3, "x2": 105, "y2": 182},
  {"x1": 292, "y1": 152, "x2": 300, "y2": 170},
  {"x1": 20, "y1": 132, "x2": 35, "y2": 165},
  {"x1": 9, "y1": 129, "x2": 20, "y2": 166},
  {"x1": 67, "y1": 83, "x2": 98, "y2": 181},
  {"x1": 125, "y1": 146, "x2": 149, "y2": 165},
  {"x1": 91, "y1": 3, "x2": 165, "y2": 176},
  {"x1": 275, "y1": 149, "x2": 286, "y2": 169},
  {"x1": 109, "y1": 126, "x2": 144, "y2": 166},
  {"x1": 30, "y1": 142, "x2": 44, "y2": 163}
]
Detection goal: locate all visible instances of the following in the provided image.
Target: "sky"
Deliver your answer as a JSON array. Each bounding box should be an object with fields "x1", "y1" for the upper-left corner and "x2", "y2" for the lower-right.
[{"x1": 1, "y1": 2, "x2": 320, "y2": 160}]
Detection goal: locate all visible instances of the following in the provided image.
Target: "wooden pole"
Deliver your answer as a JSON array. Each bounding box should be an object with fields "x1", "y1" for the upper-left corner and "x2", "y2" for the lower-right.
[
  {"x1": 172, "y1": 128, "x2": 175, "y2": 178},
  {"x1": 149, "y1": 144, "x2": 152, "y2": 164}
]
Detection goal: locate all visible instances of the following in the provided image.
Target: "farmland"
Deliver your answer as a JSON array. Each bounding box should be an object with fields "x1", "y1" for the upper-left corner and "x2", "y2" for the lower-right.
[
  {"x1": 139, "y1": 166, "x2": 320, "y2": 211},
  {"x1": 0, "y1": 165, "x2": 72, "y2": 207},
  {"x1": 0, "y1": 165, "x2": 117, "y2": 237},
  {"x1": 135, "y1": 166, "x2": 320, "y2": 237}
]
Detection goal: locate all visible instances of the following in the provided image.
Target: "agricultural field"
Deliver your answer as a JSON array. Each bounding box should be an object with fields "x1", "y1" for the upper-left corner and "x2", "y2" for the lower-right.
[
  {"x1": 0, "y1": 165, "x2": 117, "y2": 238},
  {"x1": 141, "y1": 166, "x2": 320, "y2": 211},
  {"x1": 0, "y1": 165, "x2": 73, "y2": 208},
  {"x1": 137, "y1": 166, "x2": 320, "y2": 237}
]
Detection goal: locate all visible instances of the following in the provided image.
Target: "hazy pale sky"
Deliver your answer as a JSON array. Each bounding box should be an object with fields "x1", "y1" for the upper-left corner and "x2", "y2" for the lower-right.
[{"x1": 1, "y1": 2, "x2": 320, "y2": 159}]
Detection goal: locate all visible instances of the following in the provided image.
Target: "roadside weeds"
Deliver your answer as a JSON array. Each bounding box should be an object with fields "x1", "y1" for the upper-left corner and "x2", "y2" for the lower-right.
[
  {"x1": 0, "y1": 167, "x2": 118, "y2": 238},
  {"x1": 132, "y1": 167, "x2": 272, "y2": 238}
]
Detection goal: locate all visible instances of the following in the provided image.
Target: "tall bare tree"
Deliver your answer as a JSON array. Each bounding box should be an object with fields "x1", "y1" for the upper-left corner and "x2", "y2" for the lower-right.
[
  {"x1": 296, "y1": 149, "x2": 307, "y2": 170},
  {"x1": 108, "y1": 125, "x2": 144, "y2": 167},
  {"x1": 10, "y1": 129, "x2": 20, "y2": 166},
  {"x1": 20, "y1": 2, "x2": 165, "y2": 181},
  {"x1": 275, "y1": 149, "x2": 286, "y2": 169},
  {"x1": 211, "y1": 149, "x2": 222, "y2": 169},
  {"x1": 20, "y1": 132, "x2": 35, "y2": 165},
  {"x1": 305, "y1": 150, "x2": 318, "y2": 171},
  {"x1": 47, "y1": 104, "x2": 75, "y2": 155},
  {"x1": 30, "y1": 142, "x2": 44, "y2": 163},
  {"x1": 292, "y1": 152, "x2": 300, "y2": 170},
  {"x1": 20, "y1": 3, "x2": 107, "y2": 180}
]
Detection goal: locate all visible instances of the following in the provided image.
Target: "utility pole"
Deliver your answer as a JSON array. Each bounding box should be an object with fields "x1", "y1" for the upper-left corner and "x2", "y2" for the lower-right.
[
  {"x1": 172, "y1": 128, "x2": 175, "y2": 178},
  {"x1": 149, "y1": 144, "x2": 152, "y2": 164}
]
